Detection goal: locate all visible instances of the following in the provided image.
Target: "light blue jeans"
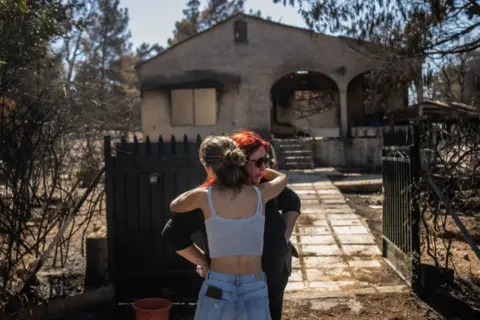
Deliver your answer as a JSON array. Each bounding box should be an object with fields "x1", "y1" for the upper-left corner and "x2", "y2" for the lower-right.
[{"x1": 194, "y1": 270, "x2": 271, "y2": 320}]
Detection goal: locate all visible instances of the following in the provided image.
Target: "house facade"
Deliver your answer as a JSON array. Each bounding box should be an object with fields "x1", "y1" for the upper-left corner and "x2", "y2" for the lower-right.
[{"x1": 136, "y1": 13, "x2": 407, "y2": 139}]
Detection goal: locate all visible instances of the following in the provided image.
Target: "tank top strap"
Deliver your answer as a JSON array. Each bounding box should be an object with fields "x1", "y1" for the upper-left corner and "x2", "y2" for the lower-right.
[
  {"x1": 252, "y1": 186, "x2": 262, "y2": 216},
  {"x1": 207, "y1": 186, "x2": 217, "y2": 217}
]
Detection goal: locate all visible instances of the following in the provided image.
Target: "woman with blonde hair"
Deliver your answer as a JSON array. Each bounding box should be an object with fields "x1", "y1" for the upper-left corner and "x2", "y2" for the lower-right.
[{"x1": 170, "y1": 135, "x2": 287, "y2": 320}]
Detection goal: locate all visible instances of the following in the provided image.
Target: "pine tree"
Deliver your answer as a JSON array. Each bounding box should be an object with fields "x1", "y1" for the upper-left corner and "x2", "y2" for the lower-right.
[{"x1": 168, "y1": 0, "x2": 246, "y2": 46}]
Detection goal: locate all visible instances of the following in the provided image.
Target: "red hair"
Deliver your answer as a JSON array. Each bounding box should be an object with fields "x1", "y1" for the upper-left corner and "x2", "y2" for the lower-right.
[{"x1": 201, "y1": 130, "x2": 270, "y2": 187}]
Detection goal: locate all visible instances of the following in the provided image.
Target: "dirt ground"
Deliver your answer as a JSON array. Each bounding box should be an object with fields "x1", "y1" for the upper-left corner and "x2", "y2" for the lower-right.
[{"x1": 282, "y1": 293, "x2": 442, "y2": 320}]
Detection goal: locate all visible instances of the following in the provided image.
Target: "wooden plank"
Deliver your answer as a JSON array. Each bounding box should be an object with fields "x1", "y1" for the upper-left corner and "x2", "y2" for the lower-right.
[
  {"x1": 138, "y1": 172, "x2": 152, "y2": 271},
  {"x1": 151, "y1": 171, "x2": 164, "y2": 270},
  {"x1": 113, "y1": 162, "x2": 127, "y2": 276},
  {"x1": 125, "y1": 166, "x2": 139, "y2": 273}
]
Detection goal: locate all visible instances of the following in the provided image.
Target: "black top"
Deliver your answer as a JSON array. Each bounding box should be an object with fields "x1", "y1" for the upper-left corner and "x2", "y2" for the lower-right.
[{"x1": 162, "y1": 185, "x2": 301, "y2": 269}]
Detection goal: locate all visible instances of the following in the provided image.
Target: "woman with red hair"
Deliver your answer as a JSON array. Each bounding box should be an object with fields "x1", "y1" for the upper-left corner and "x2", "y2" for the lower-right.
[{"x1": 163, "y1": 130, "x2": 301, "y2": 320}]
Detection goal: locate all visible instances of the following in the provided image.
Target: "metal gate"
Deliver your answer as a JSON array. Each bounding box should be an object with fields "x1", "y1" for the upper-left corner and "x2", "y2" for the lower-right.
[
  {"x1": 382, "y1": 125, "x2": 420, "y2": 286},
  {"x1": 104, "y1": 135, "x2": 207, "y2": 302}
]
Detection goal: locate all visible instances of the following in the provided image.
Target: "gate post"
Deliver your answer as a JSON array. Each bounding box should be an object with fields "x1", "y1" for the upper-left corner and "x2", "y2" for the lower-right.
[{"x1": 411, "y1": 122, "x2": 422, "y2": 292}]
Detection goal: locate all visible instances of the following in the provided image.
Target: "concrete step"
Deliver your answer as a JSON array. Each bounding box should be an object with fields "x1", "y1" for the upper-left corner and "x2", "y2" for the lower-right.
[
  {"x1": 281, "y1": 150, "x2": 312, "y2": 155},
  {"x1": 284, "y1": 156, "x2": 313, "y2": 161}
]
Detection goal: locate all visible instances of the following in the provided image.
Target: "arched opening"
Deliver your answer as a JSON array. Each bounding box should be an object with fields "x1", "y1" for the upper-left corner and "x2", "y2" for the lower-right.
[
  {"x1": 347, "y1": 72, "x2": 408, "y2": 127},
  {"x1": 270, "y1": 71, "x2": 339, "y2": 138},
  {"x1": 346, "y1": 72, "x2": 381, "y2": 127}
]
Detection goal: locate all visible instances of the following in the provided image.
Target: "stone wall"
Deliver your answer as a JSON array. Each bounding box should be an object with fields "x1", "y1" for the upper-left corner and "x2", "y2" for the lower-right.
[{"x1": 313, "y1": 126, "x2": 383, "y2": 168}]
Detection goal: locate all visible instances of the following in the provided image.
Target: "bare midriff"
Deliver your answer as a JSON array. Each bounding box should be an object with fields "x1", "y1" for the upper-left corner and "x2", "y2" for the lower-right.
[{"x1": 209, "y1": 255, "x2": 262, "y2": 275}]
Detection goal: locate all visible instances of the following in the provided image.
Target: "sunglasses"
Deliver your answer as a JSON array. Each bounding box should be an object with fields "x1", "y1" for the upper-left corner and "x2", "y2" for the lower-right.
[{"x1": 248, "y1": 156, "x2": 270, "y2": 168}]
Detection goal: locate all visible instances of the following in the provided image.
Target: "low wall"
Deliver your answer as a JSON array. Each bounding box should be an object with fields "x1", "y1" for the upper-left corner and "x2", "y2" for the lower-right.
[{"x1": 313, "y1": 136, "x2": 382, "y2": 168}]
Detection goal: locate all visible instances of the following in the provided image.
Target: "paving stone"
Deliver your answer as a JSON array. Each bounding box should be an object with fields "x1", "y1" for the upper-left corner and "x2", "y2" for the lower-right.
[
  {"x1": 320, "y1": 208, "x2": 354, "y2": 214},
  {"x1": 285, "y1": 282, "x2": 305, "y2": 292},
  {"x1": 298, "y1": 235, "x2": 336, "y2": 245},
  {"x1": 292, "y1": 259, "x2": 301, "y2": 268},
  {"x1": 301, "y1": 207, "x2": 327, "y2": 215},
  {"x1": 301, "y1": 199, "x2": 321, "y2": 205},
  {"x1": 322, "y1": 268, "x2": 353, "y2": 279},
  {"x1": 347, "y1": 259, "x2": 382, "y2": 268},
  {"x1": 321, "y1": 199, "x2": 347, "y2": 204},
  {"x1": 299, "y1": 194, "x2": 319, "y2": 200},
  {"x1": 305, "y1": 268, "x2": 352, "y2": 282},
  {"x1": 337, "y1": 234, "x2": 375, "y2": 245},
  {"x1": 333, "y1": 225, "x2": 370, "y2": 235},
  {"x1": 289, "y1": 269, "x2": 304, "y2": 282},
  {"x1": 313, "y1": 181, "x2": 335, "y2": 187},
  {"x1": 304, "y1": 256, "x2": 348, "y2": 269},
  {"x1": 294, "y1": 189, "x2": 317, "y2": 194},
  {"x1": 342, "y1": 245, "x2": 381, "y2": 256},
  {"x1": 289, "y1": 183, "x2": 313, "y2": 189},
  {"x1": 300, "y1": 219, "x2": 329, "y2": 227},
  {"x1": 301, "y1": 244, "x2": 342, "y2": 255},
  {"x1": 316, "y1": 189, "x2": 340, "y2": 195},
  {"x1": 294, "y1": 226, "x2": 332, "y2": 235},
  {"x1": 318, "y1": 195, "x2": 346, "y2": 200},
  {"x1": 329, "y1": 219, "x2": 363, "y2": 226},
  {"x1": 308, "y1": 281, "x2": 341, "y2": 290},
  {"x1": 328, "y1": 213, "x2": 360, "y2": 220},
  {"x1": 321, "y1": 204, "x2": 351, "y2": 210}
]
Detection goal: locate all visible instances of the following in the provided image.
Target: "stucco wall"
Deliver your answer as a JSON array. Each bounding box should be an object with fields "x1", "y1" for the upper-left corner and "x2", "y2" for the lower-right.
[
  {"x1": 137, "y1": 15, "x2": 396, "y2": 139},
  {"x1": 314, "y1": 136, "x2": 382, "y2": 168}
]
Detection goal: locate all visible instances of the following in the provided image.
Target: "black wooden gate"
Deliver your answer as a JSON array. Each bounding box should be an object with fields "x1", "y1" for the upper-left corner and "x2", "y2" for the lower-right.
[
  {"x1": 382, "y1": 125, "x2": 421, "y2": 286},
  {"x1": 104, "y1": 135, "x2": 207, "y2": 303}
]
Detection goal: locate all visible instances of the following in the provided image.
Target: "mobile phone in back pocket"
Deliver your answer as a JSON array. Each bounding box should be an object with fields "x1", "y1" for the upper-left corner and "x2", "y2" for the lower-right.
[{"x1": 205, "y1": 285, "x2": 223, "y2": 300}]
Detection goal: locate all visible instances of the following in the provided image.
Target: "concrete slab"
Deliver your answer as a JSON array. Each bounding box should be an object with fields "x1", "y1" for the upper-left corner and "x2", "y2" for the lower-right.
[
  {"x1": 301, "y1": 244, "x2": 342, "y2": 255},
  {"x1": 304, "y1": 256, "x2": 348, "y2": 269},
  {"x1": 342, "y1": 245, "x2": 381, "y2": 256},
  {"x1": 301, "y1": 200, "x2": 321, "y2": 205},
  {"x1": 285, "y1": 282, "x2": 305, "y2": 292},
  {"x1": 316, "y1": 189, "x2": 340, "y2": 195},
  {"x1": 321, "y1": 199, "x2": 347, "y2": 204},
  {"x1": 337, "y1": 234, "x2": 376, "y2": 245},
  {"x1": 298, "y1": 194, "x2": 319, "y2": 200},
  {"x1": 332, "y1": 225, "x2": 370, "y2": 235},
  {"x1": 297, "y1": 218, "x2": 329, "y2": 227},
  {"x1": 289, "y1": 269, "x2": 304, "y2": 282},
  {"x1": 347, "y1": 259, "x2": 382, "y2": 268},
  {"x1": 328, "y1": 213, "x2": 361, "y2": 220},
  {"x1": 297, "y1": 235, "x2": 336, "y2": 245},
  {"x1": 293, "y1": 226, "x2": 332, "y2": 235},
  {"x1": 329, "y1": 219, "x2": 363, "y2": 226}
]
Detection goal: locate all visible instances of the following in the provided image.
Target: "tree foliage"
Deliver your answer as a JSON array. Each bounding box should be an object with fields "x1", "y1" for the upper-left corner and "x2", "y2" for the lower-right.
[
  {"x1": 0, "y1": 0, "x2": 160, "y2": 313},
  {"x1": 168, "y1": 0, "x2": 247, "y2": 46},
  {"x1": 274, "y1": 0, "x2": 480, "y2": 56}
]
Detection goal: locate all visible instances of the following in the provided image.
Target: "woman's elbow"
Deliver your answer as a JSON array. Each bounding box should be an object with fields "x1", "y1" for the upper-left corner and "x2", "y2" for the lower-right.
[{"x1": 170, "y1": 201, "x2": 179, "y2": 213}]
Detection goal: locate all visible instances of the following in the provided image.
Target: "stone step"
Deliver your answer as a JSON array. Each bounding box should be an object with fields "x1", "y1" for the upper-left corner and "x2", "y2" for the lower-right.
[
  {"x1": 281, "y1": 150, "x2": 313, "y2": 155},
  {"x1": 284, "y1": 156, "x2": 313, "y2": 161}
]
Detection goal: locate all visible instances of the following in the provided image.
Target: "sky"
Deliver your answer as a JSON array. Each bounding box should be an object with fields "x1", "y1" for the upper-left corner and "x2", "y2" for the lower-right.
[{"x1": 119, "y1": 0, "x2": 307, "y2": 49}]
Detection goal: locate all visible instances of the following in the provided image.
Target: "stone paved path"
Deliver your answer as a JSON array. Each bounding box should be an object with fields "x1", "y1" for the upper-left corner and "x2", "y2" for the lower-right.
[{"x1": 284, "y1": 171, "x2": 408, "y2": 301}]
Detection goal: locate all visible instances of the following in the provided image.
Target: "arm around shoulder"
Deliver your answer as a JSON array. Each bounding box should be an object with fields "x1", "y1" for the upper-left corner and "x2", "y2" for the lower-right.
[
  {"x1": 170, "y1": 187, "x2": 205, "y2": 213},
  {"x1": 259, "y1": 168, "x2": 288, "y2": 202}
]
